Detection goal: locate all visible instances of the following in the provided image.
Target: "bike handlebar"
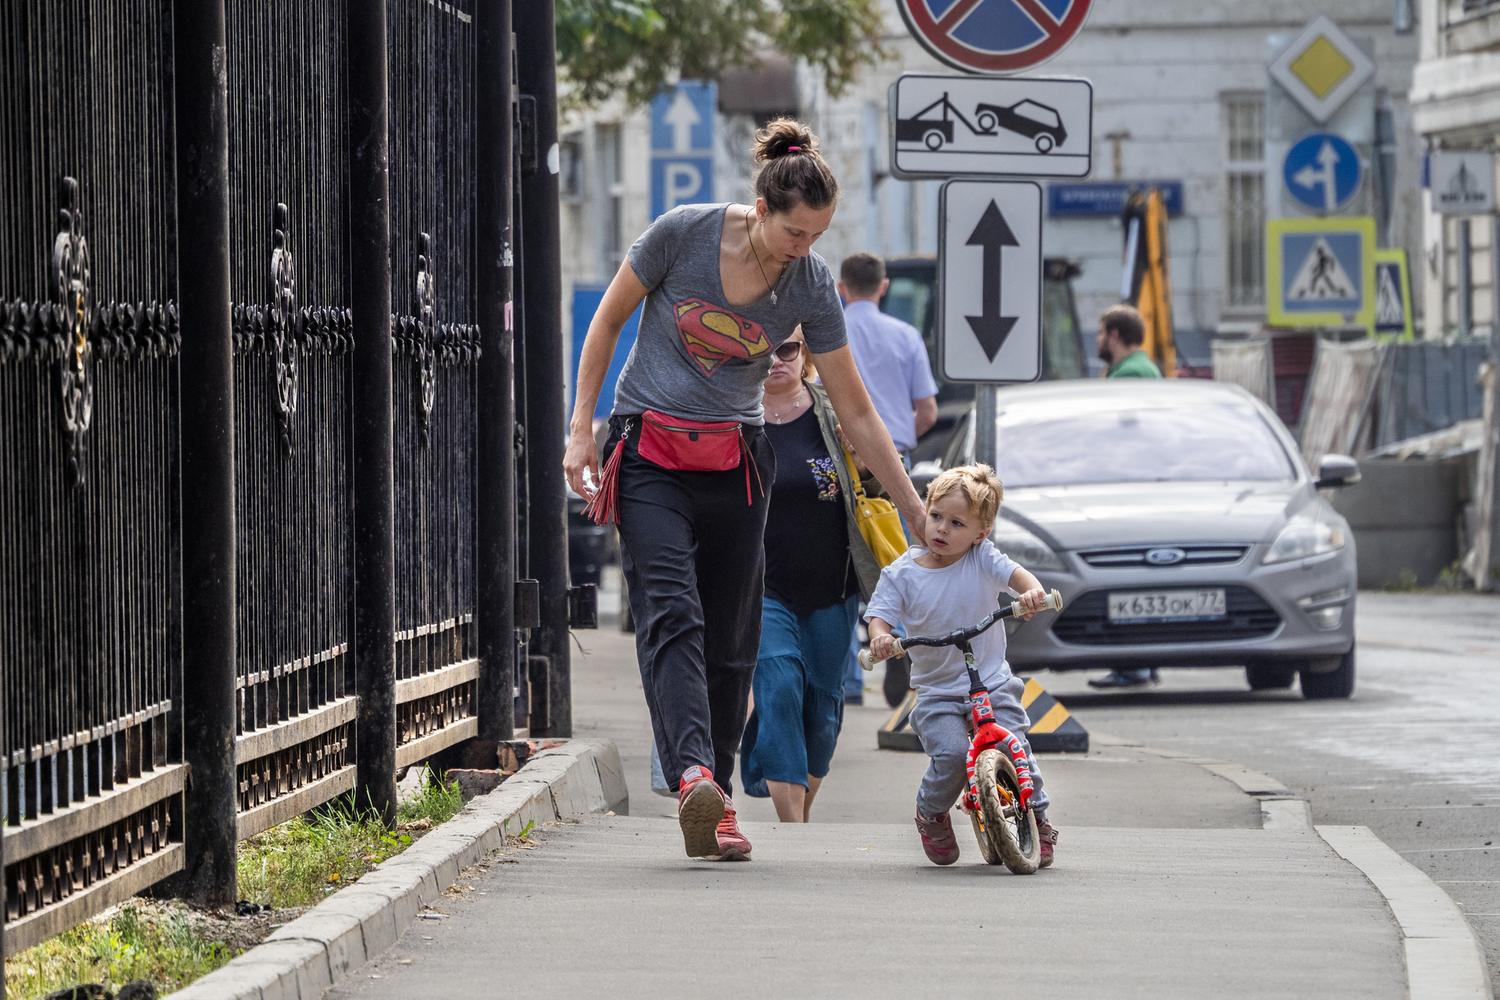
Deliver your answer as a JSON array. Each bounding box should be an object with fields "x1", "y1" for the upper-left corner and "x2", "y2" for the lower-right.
[{"x1": 857, "y1": 588, "x2": 1064, "y2": 671}]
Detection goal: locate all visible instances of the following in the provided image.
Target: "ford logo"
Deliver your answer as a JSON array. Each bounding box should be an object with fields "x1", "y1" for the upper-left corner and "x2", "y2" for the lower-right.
[{"x1": 1145, "y1": 547, "x2": 1186, "y2": 566}]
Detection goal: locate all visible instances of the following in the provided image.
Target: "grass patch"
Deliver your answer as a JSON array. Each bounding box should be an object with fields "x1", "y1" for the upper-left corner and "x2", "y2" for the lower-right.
[
  {"x1": 4, "y1": 766, "x2": 466, "y2": 999},
  {"x1": 2, "y1": 899, "x2": 243, "y2": 1000},
  {"x1": 237, "y1": 767, "x2": 464, "y2": 908}
]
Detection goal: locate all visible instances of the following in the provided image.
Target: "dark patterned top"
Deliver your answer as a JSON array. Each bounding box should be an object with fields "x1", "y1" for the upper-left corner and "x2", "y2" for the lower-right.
[{"x1": 763, "y1": 405, "x2": 857, "y2": 614}]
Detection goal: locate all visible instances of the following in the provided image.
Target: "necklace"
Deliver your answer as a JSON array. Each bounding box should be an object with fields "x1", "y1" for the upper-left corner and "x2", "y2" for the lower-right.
[
  {"x1": 765, "y1": 384, "x2": 809, "y2": 423},
  {"x1": 744, "y1": 208, "x2": 782, "y2": 306}
]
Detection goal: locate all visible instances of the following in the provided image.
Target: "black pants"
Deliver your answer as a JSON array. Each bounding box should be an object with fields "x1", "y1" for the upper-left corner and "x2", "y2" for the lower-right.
[{"x1": 609, "y1": 417, "x2": 774, "y2": 797}]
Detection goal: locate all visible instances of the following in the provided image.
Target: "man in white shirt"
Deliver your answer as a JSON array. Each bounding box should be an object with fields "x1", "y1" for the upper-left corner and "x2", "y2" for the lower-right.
[
  {"x1": 838, "y1": 253, "x2": 938, "y2": 463},
  {"x1": 838, "y1": 252, "x2": 940, "y2": 703}
]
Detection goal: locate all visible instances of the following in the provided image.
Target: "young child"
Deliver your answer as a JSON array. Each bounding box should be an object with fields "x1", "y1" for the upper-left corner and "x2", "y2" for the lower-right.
[{"x1": 864, "y1": 464, "x2": 1058, "y2": 867}]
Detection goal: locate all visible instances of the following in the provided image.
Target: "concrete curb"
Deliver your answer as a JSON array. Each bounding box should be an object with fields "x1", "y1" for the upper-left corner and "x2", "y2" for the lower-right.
[
  {"x1": 1318, "y1": 825, "x2": 1494, "y2": 1000},
  {"x1": 1097, "y1": 731, "x2": 1492, "y2": 1000},
  {"x1": 168, "y1": 739, "x2": 629, "y2": 1000}
]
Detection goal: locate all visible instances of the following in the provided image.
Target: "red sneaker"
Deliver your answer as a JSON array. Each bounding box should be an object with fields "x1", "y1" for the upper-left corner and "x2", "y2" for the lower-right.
[
  {"x1": 1037, "y1": 818, "x2": 1058, "y2": 869},
  {"x1": 677, "y1": 766, "x2": 725, "y2": 859},
  {"x1": 914, "y1": 809, "x2": 960, "y2": 866},
  {"x1": 714, "y1": 796, "x2": 752, "y2": 861}
]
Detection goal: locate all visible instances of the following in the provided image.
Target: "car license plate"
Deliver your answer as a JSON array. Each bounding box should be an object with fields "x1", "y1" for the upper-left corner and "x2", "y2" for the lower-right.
[{"x1": 1107, "y1": 588, "x2": 1227, "y2": 624}]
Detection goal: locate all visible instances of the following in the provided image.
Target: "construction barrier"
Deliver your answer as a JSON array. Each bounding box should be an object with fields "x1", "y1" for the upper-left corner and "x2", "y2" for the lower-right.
[{"x1": 877, "y1": 677, "x2": 1089, "y2": 754}]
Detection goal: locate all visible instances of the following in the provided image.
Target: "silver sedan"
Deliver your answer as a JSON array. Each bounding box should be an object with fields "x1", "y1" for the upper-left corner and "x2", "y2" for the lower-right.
[{"x1": 921, "y1": 379, "x2": 1359, "y2": 699}]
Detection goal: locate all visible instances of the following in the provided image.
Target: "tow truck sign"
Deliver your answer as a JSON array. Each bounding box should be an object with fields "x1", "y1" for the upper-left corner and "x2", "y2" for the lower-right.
[{"x1": 890, "y1": 74, "x2": 1093, "y2": 180}]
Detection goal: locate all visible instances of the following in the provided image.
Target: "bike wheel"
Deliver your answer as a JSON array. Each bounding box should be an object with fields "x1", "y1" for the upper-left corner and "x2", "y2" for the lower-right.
[
  {"x1": 975, "y1": 748, "x2": 1040, "y2": 874},
  {"x1": 967, "y1": 809, "x2": 1000, "y2": 865}
]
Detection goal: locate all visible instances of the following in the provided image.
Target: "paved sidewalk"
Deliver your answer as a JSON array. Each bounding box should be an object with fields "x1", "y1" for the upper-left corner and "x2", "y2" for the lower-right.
[{"x1": 326, "y1": 617, "x2": 1421, "y2": 1000}]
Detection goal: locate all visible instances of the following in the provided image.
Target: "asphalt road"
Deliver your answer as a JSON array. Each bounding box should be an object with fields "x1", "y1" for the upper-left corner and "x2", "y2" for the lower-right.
[{"x1": 1037, "y1": 589, "x2": 1500, "y2": 992}]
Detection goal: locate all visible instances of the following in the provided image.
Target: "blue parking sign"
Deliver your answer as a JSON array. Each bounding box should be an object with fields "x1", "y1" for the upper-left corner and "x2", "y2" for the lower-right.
[
  {"x1": 650, "y1": 157, "x2": 713, "y2": 219},
  {"x1": 650, "y1": 82, "x2": 716, "y2": 219}
]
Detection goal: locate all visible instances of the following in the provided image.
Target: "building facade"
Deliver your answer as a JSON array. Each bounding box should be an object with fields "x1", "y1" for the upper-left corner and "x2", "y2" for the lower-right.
[
  {"x1": 558, "y1": 0, "x2": 1423, "y2": 380},
  {"x1": 1411, "y1": 0, "x2": 1500, "y2": 339}
]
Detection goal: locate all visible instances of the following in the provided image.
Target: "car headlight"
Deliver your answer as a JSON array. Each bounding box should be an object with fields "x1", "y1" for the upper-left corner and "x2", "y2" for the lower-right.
[
  {"x1": 1263, "y1": 516, "x2": 1346, "y2": 565},
  {"x1": 990, "y1": 519, "x2": 1065, "y2": 572}
]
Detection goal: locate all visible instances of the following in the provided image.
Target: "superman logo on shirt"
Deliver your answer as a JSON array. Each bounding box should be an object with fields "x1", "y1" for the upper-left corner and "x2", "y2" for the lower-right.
[{"x1": 674, "y1": 298, "x2": 769, "y2": 376}]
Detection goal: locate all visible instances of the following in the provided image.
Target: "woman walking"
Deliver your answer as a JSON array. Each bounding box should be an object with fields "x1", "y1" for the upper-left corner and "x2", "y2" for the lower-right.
[
  {"x1": 739, "y1": 330, "x2": 883, "y2": 823},
  {"x1": 563, "y1": 119, "x2": 925, "y2": 861}
]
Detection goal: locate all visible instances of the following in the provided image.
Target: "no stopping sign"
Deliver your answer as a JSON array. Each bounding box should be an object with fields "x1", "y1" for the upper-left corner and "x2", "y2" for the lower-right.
[{"x1": 896, "y1": 0, "x2": 1094, "y2": 75}]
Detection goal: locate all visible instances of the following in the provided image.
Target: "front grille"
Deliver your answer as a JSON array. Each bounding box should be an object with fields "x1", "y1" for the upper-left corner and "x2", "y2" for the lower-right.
[
  {"x1": 1051, "y1": 586, "x2": 1280, "y2": 645},
  {"x1": 1077, "y1": 545, "x2": 1248, "y2": 568}
]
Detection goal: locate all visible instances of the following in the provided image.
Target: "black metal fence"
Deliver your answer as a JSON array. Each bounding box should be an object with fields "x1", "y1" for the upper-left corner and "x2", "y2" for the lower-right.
[
  {"x1": 1, "y1": 0, "x2": 184, "y2": 954},
  {"x1": 2, "y1": 0, "x2": 568, "y2": 968}
]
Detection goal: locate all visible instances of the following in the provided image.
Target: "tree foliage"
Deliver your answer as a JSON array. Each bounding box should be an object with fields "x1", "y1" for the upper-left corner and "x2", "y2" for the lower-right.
[{"x1": 555, "y1": 0, "x2": 890, "y2": 109}]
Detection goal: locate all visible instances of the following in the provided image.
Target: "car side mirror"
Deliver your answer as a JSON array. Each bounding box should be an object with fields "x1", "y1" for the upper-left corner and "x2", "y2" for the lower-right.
[{"x1": 1314, "y1": 453, "x2": 1360, "y2": 489}]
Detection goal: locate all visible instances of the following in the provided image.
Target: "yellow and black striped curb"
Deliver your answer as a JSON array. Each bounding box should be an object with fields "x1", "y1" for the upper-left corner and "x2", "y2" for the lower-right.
[{"x1": 877, "y1": 677, "x2": 1088, "y2": 754}]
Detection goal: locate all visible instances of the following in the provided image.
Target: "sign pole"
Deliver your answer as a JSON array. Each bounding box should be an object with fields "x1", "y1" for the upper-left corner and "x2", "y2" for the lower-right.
[
  {"x1": 1478, "y1": 214, "x2": 1500, "y2": 591},
  {"x1": 974, "y1": 386, "x2": 998, "y2": 472}
]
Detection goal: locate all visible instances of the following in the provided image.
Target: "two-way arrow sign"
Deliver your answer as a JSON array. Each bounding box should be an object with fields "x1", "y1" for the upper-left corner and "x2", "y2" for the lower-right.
[
  {"x1": 940, "y1": 180, "x2": 1043, "y2": 383},
  {"x1": 965, "y1": 201, "x2": 1019, "y2": 361}
]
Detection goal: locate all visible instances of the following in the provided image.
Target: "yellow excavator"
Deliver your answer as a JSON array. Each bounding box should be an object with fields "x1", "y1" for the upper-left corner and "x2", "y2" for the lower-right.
[{"x1": 1120, "y1": 188, "x2": 1177, "y2": 376}]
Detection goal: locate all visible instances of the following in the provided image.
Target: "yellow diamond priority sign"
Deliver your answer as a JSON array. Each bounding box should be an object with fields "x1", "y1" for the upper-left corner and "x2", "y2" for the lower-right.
[{"x1": 1269, "y1": 15, "x2": 1373, "y2": 123}]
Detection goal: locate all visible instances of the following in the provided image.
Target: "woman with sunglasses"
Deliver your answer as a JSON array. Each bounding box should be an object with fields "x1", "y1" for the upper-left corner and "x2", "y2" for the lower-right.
[
  {"x1": 738, "y1": 331, "x2": 885, "y2": 823},
  {"x1": 564, "y1": 118, "x2": 926, "y2": 862}
]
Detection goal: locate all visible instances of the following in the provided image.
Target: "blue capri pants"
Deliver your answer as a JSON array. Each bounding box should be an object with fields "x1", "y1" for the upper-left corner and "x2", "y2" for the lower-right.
[{"x1": 740, "y1": 594, "x2": 861, "y2": 795}]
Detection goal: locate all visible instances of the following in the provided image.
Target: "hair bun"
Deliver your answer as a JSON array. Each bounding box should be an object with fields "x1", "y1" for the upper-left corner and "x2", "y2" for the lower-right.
[{"x1": 753, "y1": 117, "x2": 817, "y2": 163}]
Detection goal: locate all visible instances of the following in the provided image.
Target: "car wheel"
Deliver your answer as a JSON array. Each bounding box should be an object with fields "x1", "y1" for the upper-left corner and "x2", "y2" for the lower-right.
[
  {"x1": 924, "y1": 130, "x2": 945, "y2": 150},
  {"x1": 1245, "y1": 664, "x2": 1296, "y2": 690},
  {"x1": 1300, "y1": 649, "x2": 1355, "y2": 700},
  {"x1": 883, "y1": 659, "x2": 911, "y2": 708},
  {"x1": 1035, "y1": 134, "x2": 1054, "y2": 153},
  {"x1": 976, "y1": 111, "x2": 997, "y2": 132}
]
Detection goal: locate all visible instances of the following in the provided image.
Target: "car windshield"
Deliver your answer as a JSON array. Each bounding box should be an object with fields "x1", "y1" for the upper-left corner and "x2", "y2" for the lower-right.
[
  {"x1": 994, "y1": 397, "x2": 1297, "y2": 487},
  {"x1": 1014, "y1": 101, "x2": 1060, "y2": 127}
]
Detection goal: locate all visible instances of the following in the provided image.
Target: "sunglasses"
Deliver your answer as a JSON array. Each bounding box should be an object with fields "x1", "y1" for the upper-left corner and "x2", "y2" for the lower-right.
[{"x1": 773, "y1": 341, "x2": 804, "y2": 362}]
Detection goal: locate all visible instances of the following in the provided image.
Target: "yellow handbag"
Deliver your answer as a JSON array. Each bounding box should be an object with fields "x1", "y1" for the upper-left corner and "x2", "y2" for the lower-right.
[{"x1": 844, "y1": 451, "x2": 907, "y2": 568}]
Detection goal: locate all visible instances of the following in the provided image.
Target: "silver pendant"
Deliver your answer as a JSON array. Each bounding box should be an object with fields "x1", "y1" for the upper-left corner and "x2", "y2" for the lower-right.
[{"x1": 770, "y1": 291, "x2": 778, "y2": 306}]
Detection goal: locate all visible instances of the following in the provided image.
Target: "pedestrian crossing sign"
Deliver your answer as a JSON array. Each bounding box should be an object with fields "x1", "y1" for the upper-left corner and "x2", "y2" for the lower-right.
[
  {"x1": 1372, "y1": 247, "x2": 1414, "y2": 340},
  {"x1": 1266, "y1": 217, "x2": 1375, "y2": 328}
]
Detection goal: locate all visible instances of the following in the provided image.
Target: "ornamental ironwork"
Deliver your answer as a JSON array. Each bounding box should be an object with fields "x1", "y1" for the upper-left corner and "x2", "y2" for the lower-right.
[
  {"x1": 51, "y1": 176, "x2": 93, "y2": 484},
  {"x1": 269, "y1": 201, "x2": 300, "y2": 453}
]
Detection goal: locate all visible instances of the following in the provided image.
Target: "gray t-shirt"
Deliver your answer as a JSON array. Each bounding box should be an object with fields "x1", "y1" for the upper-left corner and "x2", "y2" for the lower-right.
[
  {"x1": 613, "y1": 203, "x2": 847, "y2": 424},
  {"x1": 864, "y1": 539, "x2": 1022, "y2": 699}
]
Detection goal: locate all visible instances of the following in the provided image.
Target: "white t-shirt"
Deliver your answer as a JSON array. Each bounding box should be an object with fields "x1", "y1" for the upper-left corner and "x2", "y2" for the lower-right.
[{"x1": 864, "y1": 539, "x2": 1021, "y2": 699}]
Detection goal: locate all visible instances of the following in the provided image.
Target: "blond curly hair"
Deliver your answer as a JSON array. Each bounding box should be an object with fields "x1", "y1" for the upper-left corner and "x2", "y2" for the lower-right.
[{"x1": 925, "y1": 464, "x2": 1003, "y2": 526}]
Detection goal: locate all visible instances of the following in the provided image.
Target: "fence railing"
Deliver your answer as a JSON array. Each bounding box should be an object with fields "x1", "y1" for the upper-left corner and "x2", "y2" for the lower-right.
[{"x1": 2, "y1": 0, "x2": 561, "y2": 971}]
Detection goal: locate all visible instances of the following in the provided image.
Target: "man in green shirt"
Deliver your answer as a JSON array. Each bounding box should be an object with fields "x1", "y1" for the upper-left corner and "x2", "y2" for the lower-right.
[
  {"x1": 1089, "y1": 304, "x2": 1163, "y2": 689},
  {"x1": 1097, "y1": 303, "x2": 1163, "y2": 379}
]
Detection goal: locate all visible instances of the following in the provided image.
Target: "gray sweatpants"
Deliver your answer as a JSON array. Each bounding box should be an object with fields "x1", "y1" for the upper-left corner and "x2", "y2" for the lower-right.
[{"x1": 909, "y1": 674, "x2": 1049, "y2": 820}]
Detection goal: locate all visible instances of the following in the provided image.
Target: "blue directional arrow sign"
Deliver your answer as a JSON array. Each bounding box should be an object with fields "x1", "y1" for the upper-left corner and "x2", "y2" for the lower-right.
[
  {"x1": 650, "y1": 81, "x2": 716, "y2": 219},
  {"x1": 1282, "y1": 132, "x2": 1361, "y2": 213}
]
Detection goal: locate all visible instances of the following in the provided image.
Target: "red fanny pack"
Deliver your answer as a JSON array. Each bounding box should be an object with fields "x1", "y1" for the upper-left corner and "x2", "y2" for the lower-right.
[
  {"x1": 583, "y1": 410, "x2": 762, "y2": 525},
  {"x1": 636, "y1": 409, "x2": 744, "y2": 471}
]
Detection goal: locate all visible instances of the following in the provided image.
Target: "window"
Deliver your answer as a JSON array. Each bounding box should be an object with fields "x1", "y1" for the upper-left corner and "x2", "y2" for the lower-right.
[
  {"x1": 1223, "y1": 93, "x2": 1265, "y2": 310},
  {"x1": 596, "y1": 123, "x2": 625, "y2": 277}
]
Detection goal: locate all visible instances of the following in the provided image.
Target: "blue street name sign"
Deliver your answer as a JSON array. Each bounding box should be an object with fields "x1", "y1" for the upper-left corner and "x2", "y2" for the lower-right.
[
  {"x1": 1047, "y1": 181, "x2": 1182, "y2": 217},
  {"x1": 1282, "y1": 132, "x2": 1362, "y2": 213},
  {"x1": 650, "y1": 81, "x2": 716, "y2": 219}
]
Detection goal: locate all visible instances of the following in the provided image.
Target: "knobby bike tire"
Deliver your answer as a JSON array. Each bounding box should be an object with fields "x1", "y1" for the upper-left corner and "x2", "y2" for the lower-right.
[{"x1": 975, "y1": 747, "x2": 1040, "y2": 874}]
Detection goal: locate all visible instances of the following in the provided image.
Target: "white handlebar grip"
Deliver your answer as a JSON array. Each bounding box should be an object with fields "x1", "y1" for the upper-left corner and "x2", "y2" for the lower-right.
[
  {"x1": 857, "y1": 648, "x2": 878, "y2": 671},
  {"x1": 1012, "y1": 588, "x2": 1066, "y2": 617}
]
